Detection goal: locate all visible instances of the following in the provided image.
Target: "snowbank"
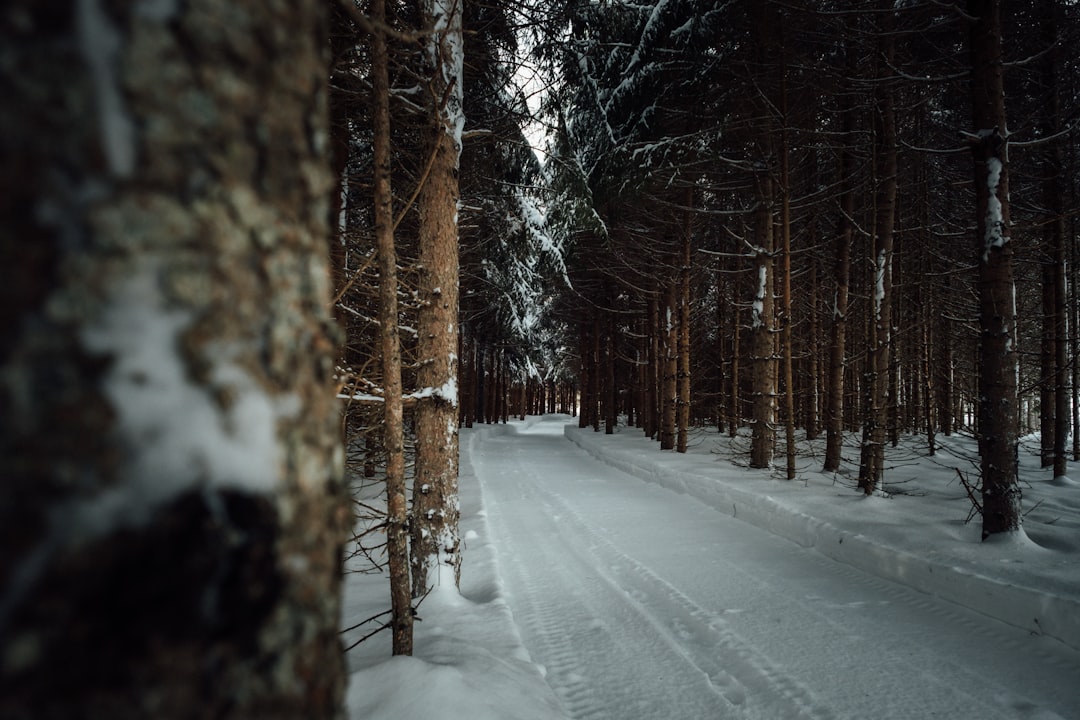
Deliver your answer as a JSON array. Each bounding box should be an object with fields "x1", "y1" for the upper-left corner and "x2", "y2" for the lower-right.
[
  {"x1": 344, "y1": 423, "x2": 566, "y2": 720},
  {"x1": 564, "y1": 424, "x2": 1080, "y2": 652}
]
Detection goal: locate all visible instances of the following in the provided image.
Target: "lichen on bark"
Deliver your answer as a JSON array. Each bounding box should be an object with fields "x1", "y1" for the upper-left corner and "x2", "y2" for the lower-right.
[{"x1": 0, "y1": 1, "x2": 348, "y2": 717}]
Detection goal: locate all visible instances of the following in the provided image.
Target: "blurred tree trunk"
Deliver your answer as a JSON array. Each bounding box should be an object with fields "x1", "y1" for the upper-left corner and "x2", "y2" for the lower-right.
[{"x1": 0, "y1": 1, "x2": 347, "y2": 716}]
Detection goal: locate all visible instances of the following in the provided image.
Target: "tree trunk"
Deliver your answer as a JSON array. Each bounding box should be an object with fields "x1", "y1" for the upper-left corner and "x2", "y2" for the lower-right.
[
  {"x1": 750, "y1": 171, "x2": 777, "y2": 469},
  {"x1": 661, "y1": 285, "x2": 678, "y2": 450},
  {"x1": 606, "y1": 311, "x2": 618, "y2": 434},
  {"x1": 677, "y1": 195, "x2": 693, "y2": 453},
  {"x1": 0, "y1": 2, "x2": 348, "y2": 716},
  {"x1": 577, "y1": 323, "x2": 589, "y2": 428},
  {"x1": 805, "y1": 250, "x2": 821, "y2": 441},
  {"x1": 779, "y1": 75, "x2": 797, "y2": 480},
  {"x1": 716, "y1": 260, "x2": 728, "y2": 432},
  {"x1": 730, "y1": 304, "x2": 741, "y2": 438},
  {"x1": 937, "y1": 303, "x2": 955, "y2": 436},
  {"x1": 371, "y1": 0, "x2": 413, "y2": 655},
  {"x1": 858, "y1": 24, "x2": 897, "y2": 496},
  {"x1": 824, "y1": 33, "x2": 856, "y2": 473},
  {"x1": 1038, "y1": 0, "x2": 1069, "y2": 481},
  {"x1": 643, "y1": 306, "x2": 657, "y2": 438},
  {"x1": 967, "y1": 0, "x2": 1021, "y2": 540},
  {"x1": 592, "y1": 316, "x2": 602, "y2": 431},
  {"x1": 412, "y1": 0, "x2": 464, "y2": 594},
  {"x1": 328, "y1": 4, "x2": 353, "y2": 345},
  {"x1": 1040, "y1": 251, "x2": 1056, "y2": 467}
]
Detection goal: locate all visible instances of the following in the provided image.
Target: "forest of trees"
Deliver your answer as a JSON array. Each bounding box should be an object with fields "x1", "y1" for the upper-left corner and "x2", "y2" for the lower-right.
[
  {"x1": 333, "y1": 0, "x2": 1079, "y2": 663},
  {"x1": 2, "y1": 0, "x2": 1078, "y2": 715},
  {"x1": 536, "y1": 0, "x2": 1076, "y2": 528}
]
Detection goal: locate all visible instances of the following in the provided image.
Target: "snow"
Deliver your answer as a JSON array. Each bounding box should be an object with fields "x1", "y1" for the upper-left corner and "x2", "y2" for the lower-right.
[
  {"x1": 80, "y1": 265, "x2": 291, "y2": 532},
  {"x1": 2, "y1": 264, "x2": 295, "y2": 641},
  {"x1": 874, "y1": 248, "x2": 886, "y2": 318},
  {"x1": 751, "y1": 264, "x2": 766, "y2": 328},
  {"x1": 337, "y1": 392, "x2": 385, "y2": 403},
  {"x1": 405, "y1": 376, "x2": 459, "y2": 406},
  {"x1": 134, "y1": 0, "x2": 178, "y2": 21},
  {"x1": 983, "y1": 155, "x2": 1008, "y2": 262},
  {"x1": 344, "y1": 416, "x2": 1080, "y2": 719},
  {"x1": 78, "y1": 0, "x2": 136, "y2": 178},
  {"x1": 431, "y1": 0, "x2": 465, "y2": 159}
]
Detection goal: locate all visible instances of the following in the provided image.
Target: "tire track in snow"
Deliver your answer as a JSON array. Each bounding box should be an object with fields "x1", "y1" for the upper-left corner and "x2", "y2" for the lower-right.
[
  {"x1": 473, "y1": 425, "x2": 1080, "y2": 720},
  {"x1": 480, "y1": 438, "x2": 743, "y2": 719},
  {"x1": 523, "y1": 464, "x2": 837, "y2": 720},
  {"x1": 479, "y1": 432, "x2": 830, "y2": 720},
  {"x1": 479, "y1": 455, "x2": 610, "y2": 720}
]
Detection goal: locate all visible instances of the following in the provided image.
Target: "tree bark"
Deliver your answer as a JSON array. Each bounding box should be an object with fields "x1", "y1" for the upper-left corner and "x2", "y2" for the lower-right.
[
  {"x1": 579, "y1": 322, "x2": 591, "y2": 429},
  {"x1": 858, "y1": 29, "x2": 897, "y2": 495},
  {"x1": 823, "y1": 32, "x2": 856, "y2": 473},
  {"x1": 606, "y1": 311, "x2": 617, "y2": 435},
  {"x1": 730, "y1": 304, "x2": 741, "y2": 438},
  {"x1": 661, "y1": 285, "x2": 678, "y2": 450},
  {"x1": 805, "y1": 250, "x2": 821, "y2": 441},
  {"x1": 371, "y1": 0, "x2": 413, "y2": 655},
  {"x1": 642, "y1": 305, "x2": 656, "y2": 438},
  {"x1": 967, "y1": 0, "x2": 1021, "y2": 539},
  {"x1": 412, "y1": 0, "x2": 464, "y2": 594},
  {"x1": 677, "y1": 195, "x2": 693, "y2": 453},
  {"x1": 592, "y1": 316, "x2": 602, "y2": 431},
  {"x1": 1038, "y1": 0, "x2": 1070, "y2": 480},
  {"x1": 750, "y1": 171, "x2": 777, "y2": 469},
  {"x1": 0, "y1": 1, "x2": 348, "y2": 716},
  {"x1": 1040, "y1": 250, "x2": 1056, "y2": 467},
  {"x1": 779, "y1": 71, "x2": 796, "y2": 480}
]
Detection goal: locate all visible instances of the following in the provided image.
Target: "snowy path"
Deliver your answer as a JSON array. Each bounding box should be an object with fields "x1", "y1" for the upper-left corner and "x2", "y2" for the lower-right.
[{"x1": 471, "y1": 418, "x2": 1080, "y2": 720}]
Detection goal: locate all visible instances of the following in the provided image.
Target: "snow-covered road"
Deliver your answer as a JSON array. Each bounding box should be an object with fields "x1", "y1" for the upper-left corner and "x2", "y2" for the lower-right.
[{"x1": 472, "y1": 418, "x2": 1079, "y2": 720}]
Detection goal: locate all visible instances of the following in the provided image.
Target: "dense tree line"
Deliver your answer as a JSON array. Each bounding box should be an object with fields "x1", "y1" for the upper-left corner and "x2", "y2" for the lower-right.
[{"x1": 539, "y1": 0, "x2": 1079, "y2": 541}]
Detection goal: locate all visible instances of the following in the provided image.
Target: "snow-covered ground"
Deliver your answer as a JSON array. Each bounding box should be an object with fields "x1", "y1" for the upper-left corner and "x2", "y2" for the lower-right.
[{"x1": 344, "y1": 415, "x2": 1080, "y2": 719}]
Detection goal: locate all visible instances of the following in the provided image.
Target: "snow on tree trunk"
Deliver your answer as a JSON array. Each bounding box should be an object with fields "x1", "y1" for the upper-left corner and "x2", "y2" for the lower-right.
[
  {"x1": 859, "y1": 26, "x2": 897, "y2": 496},
  {"x1": 967, "y1": 0, "x2": 1021, "y2": 540},
  {"x1": 749, "y1": 4, "x2": 778, "y2": 471},
  {"x1": 412, "y1": 0, "x2": 464, "y2": 595},
  {"x1": 0, "y1": 1, "x2": 348, "y2": 716},
  {"x1": 750, "y1": 171, "x2": 777, "y2": 470}
]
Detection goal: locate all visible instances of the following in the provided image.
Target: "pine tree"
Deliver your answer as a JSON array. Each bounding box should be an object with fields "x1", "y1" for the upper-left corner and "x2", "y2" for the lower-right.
[
  {"x1": 411, "y1": 0, "x2": 465, "y2": 595},
  {"x1": 967, "y1": 0, "x2": 1021, "y2": 539}
]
